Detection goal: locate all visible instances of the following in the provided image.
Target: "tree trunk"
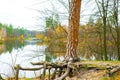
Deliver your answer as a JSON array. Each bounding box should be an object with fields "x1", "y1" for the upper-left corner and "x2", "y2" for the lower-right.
[
  {"x1": 65, "y1": 0, "x2": 82, "y2": 61},
  {"x1": 113, "y1": 0, "x2": 120, "y2": 60}
]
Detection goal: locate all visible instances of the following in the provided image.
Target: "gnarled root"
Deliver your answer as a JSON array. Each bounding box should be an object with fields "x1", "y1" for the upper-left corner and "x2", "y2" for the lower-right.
[
  {"x1": 55, "y1": 67, "x2": 70, "y2": 80},
  {"x1": 14, "y1": 61, "x2": 120, "y2": 80}
]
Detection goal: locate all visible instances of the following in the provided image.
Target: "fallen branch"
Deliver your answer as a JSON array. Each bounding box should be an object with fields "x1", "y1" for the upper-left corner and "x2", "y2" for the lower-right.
[
  {"x1": 18, "y1": 67, "x2": 43, "y2": 71},
  {"x1": 15, "y1": 65, "x2": 20, "y2": 80},
  {"x1": 31, "y1": 61, "x2": 68, "y2": 68}
]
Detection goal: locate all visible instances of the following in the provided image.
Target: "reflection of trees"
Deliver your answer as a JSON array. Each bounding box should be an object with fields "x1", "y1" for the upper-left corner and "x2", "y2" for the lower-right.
[
  {"x1": 4, "y1": 40, "x2": 25, "y2": 53},
  {"x1": 45, "y1": 40, "x2": 66, "y2": 59},
  {"x1": 0, "y1": 44, "x2": 6, "y2": 54},
  {"x1": 45, "y1": 52, "x2": 57, "y2": 62},
  {"x1": 46, "y1": 41, "x2": 66, "y2": 53}
]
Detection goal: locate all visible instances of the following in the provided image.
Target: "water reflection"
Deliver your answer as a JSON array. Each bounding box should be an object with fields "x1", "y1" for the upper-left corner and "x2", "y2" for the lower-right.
[
  {"x1": 0, "y1": 40, "x2": 120, "y2": 79},
  {"x1": 0, "y1": 44, "x2": 6, "y2": 54},
  {"x1": 0, "y1": 40, "x2": 25, "y2": 54},
  {"x1": 0, "y1": 41, "x2": 47, "y2": 78}
]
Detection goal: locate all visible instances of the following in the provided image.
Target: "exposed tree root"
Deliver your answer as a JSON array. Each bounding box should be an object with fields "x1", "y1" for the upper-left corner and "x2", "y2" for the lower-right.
[
  {"x1": 55, "y1": 67, "x2": 70, "y2": 80},
  {"x1": 14, "y1": 61, "x2": 120, "y2": 80},
  {"x1": 106, "y1": 65, "x2": 120, "y2": 77}
]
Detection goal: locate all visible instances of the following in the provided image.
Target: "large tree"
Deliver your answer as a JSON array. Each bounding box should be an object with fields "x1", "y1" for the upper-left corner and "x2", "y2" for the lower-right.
[{"x1": 65, "y1": 0, "x2": 82, "y2": 61}]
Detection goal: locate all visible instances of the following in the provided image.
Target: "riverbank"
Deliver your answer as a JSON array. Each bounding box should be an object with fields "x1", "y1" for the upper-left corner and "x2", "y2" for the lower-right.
[{"x1": 5, "y1": 61, "x2": 120, "y2": 80}]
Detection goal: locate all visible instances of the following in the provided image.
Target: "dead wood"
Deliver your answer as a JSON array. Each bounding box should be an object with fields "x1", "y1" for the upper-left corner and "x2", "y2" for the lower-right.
[
  {"x1": 41, "y1": 63, "x2": 46, "y2": 80},
  {"x1": 15, "y1": 66, "x2": 43, "y2": 71},
  {"x1": 107, "y1": 65, "x2": 120, "y2": 77},
  {"x1": 31, "y1": 61, "x2": 68, "y2": 68},
  {"x1": 51, "y1": 68, "x2": 57, "y2": 80},
  {"x1": 14, "y1": 61, "x2": 120, "y2": 80},
  {"x1": 15, "y1": 65, "x2": 20, "y2": 80},
  {"x1": 55, "y1": 67, "x2": 70, "y2": 80}
]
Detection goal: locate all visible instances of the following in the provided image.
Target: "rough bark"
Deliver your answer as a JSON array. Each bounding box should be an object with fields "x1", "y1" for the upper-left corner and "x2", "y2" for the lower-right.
[{"x1": 65, "y1": 0, "x2": 82, "y2": 61}]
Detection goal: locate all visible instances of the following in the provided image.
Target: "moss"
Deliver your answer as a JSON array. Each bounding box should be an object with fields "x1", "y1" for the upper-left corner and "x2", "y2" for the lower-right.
[
  {"x1": 25, "y1": 78, "x2": 32, "y2": 80},
  {"x1": 102, "y1": 75, "x2": 108, "y2": 80}
]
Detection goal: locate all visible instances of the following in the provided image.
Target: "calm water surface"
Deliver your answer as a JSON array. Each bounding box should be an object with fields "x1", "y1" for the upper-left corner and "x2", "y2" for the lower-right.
[
  {"x1": 0, "y1": 41, "x2": 60, "y2": 78},
  {"x1": 0, "y1": 40, "x2": 119, "y2": 78}
]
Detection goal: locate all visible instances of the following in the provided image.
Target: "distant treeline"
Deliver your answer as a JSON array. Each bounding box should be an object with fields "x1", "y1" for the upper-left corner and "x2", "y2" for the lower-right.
[
  {"x1": 0, "y1": 23, "x2": 25, "y2": 37},
  {"x1": 0, "y1": 23, "x2": 42, "y2": 39}
]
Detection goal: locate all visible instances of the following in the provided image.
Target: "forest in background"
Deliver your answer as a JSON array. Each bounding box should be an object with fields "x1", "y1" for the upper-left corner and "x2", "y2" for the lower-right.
[
  {"x1": 0, "y1": 0, "x2": 120, "y2": 80},
  {"x1": 0, "y1": 0, "x2": 120, "y2": 61}
]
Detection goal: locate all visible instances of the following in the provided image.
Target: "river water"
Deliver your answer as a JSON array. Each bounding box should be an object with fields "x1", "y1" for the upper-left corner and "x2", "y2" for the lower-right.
[
  {"x1": 0, "y1": 40, "x2": 61, "y2": 78},
  {"x1": 0, "y1": 40, "x2": 119, "y2": 79}
]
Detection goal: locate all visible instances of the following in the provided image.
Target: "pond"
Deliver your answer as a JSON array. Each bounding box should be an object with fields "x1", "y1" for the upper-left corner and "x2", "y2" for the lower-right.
[{"x1": 0, "y1": 40, "x2": 119, "y2": 79}]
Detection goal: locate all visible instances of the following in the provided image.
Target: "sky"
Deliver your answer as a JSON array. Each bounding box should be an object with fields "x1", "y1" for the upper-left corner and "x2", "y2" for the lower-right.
[
  {"x1": 0, "y1": 0, "x2": 96, "y2": 31},
  {"x1": 0, "y1": 0, "x2": 53, "y2": 31}
]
